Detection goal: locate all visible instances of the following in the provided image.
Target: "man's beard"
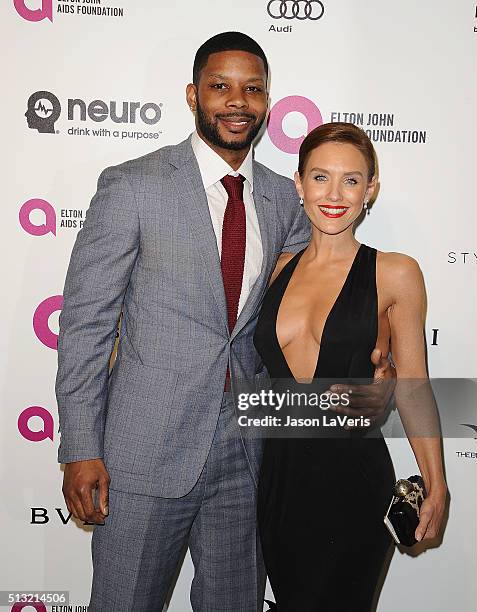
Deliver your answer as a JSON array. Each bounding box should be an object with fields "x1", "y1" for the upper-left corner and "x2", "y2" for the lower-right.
[{"x1": 196, "y1": 99, "x2": 265, "y2": 151}]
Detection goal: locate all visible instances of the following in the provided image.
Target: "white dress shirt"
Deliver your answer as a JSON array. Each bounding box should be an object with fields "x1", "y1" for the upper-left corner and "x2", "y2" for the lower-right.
[{"x1": 191, "y1": 130, "x2": 263, "y2": 317}]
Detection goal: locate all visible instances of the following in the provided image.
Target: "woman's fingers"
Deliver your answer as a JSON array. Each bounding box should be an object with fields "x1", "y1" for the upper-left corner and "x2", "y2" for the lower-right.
[
  {"x1": 415, "y1": 506, "x2": 433, "y2": 541},
  {"x1": 415, "y1": 495, "x2": 445, "y2": 541}
]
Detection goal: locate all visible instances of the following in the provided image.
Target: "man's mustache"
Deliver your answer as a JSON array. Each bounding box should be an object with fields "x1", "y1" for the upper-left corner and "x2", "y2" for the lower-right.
[{"x1": 215, "y1": 112, "x2": 257, "y2": 121}]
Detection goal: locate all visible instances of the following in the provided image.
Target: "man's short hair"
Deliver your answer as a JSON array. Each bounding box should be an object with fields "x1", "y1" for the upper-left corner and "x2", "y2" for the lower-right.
[{"x1": 193, "y1": 32, "x2": 269, "y2": 85}]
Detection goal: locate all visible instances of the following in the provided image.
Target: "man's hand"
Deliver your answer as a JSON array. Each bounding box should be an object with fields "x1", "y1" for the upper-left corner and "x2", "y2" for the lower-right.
[
  {"x1": 62, "y1": 458, "x2": 110, "y2": 525},
  {"x1": 370, "y1": 348, "x2": 395, "y2": 381},
  {"x1": 328, "y1": 348, "x2": 396, "y2": 425}
]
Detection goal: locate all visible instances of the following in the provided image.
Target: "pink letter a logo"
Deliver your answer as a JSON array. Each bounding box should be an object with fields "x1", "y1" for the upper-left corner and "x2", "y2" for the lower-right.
[{"x1": 13, "y1": 0, "x2": 53, "y2": 22}]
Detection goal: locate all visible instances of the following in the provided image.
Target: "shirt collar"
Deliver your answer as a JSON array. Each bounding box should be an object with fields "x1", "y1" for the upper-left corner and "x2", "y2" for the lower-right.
[{"x1": 191, "y1": 130, "x2": 254, "y2": 193}]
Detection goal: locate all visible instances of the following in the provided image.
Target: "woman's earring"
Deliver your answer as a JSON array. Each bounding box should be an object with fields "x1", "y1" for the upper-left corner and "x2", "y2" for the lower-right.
[
  {"x1": 364, "y1": 199, "x2": 370, "y2": 214},
  {"x1": 299, "y1": 198, "x2": 304, "y2": 207}
]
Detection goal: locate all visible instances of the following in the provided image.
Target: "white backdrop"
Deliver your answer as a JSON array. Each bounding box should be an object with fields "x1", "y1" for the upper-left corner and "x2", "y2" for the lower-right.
[{"x1": 1, "y1": 1, "x2": 476, "y2": 610}]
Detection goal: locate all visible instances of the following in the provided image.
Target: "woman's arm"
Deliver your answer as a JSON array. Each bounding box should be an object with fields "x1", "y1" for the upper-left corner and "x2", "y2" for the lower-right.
[{"x1": 384, "y1": 253, "x2": 447, "y2": 541}]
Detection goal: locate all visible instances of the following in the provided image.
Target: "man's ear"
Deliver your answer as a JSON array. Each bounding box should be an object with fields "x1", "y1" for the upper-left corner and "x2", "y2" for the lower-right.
[
  {"x1": 186, "y1": 83, "x2": 197, "y2": 112},
  {"x1": 294, "y1": 171, "x2": 304, "y2": 199}
]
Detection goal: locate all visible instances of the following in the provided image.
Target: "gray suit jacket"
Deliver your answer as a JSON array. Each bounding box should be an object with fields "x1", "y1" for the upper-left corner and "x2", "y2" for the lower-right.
[{"x1": 56, "y1": 135, "x2": 310, "y2": 497}]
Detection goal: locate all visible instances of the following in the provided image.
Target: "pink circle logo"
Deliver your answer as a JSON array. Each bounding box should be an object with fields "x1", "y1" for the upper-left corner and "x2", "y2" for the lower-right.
[
  {"x1": 11, "y1": 604, "x2": 47, "y2": 612},
  {"x1": 19, "y1": 199, "x2": 56, "y2": 236},
  {"x1": 13, "y1": 0, "x2": 52, "y2": 22},
  {"x1": 18, "y1": 406, "x2": 54, "y2": 442},
  {"x1": 33, "y1": 295, "x2": 63, "y2": 350},
  {"x1": 267, "y1": 95, "x2": 323, "y2": 154}
]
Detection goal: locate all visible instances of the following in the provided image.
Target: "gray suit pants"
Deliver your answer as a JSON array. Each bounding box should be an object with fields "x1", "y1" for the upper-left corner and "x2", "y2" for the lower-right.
[{"x1": 88, "y1": 392, "x2": 266, "y2": 611}]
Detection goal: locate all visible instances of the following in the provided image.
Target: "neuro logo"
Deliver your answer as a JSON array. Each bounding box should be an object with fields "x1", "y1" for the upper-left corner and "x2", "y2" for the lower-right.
[
  {"x1": 25, "y1": 91, "x2": 163, "y2": 133},
  {"x1": 19, "y1": 198, "x2": 56, "y2": 236},
  {"x1": 18, "y1": 406, "x2": 54, "y2": 442},
  {"x1": 33, "y1": 295, "x2": 63, "y2": 349},
  {"x1": 267, "y1": 95, "x2": 323, "y2": 154},
  {"x1": 267, "y1": 0, "x2": 325, "y2": 20},
  {"x1": 11, "y1": 603, "x2": 47, "y2": 612},
  {"x1": 25, "y1": 91, "x2": 61, "y2": 133},
  {"x1": 13, "y1": 0, "x2": 52, "y2": 22}
]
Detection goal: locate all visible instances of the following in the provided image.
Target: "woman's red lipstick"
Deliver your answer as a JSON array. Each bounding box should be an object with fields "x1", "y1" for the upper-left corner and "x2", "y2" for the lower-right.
[{"x1": 318, "y1": 205, "x2": 349, "y2": 218}]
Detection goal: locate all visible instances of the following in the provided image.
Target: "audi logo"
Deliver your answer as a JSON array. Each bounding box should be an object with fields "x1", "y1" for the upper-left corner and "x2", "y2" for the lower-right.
[{"x1": 267, "y1": 0, "x2": 325, "y2": 20}]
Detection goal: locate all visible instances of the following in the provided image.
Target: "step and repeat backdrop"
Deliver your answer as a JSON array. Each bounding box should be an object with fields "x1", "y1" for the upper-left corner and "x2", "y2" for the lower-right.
[{"x1": 1, "y1": 1, "x2": 476, "y2": 610}]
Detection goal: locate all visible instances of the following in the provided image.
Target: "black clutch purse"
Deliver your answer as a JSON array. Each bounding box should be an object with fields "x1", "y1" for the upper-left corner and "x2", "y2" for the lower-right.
[{"x1": 384, "y1": 475, "x2": 427, "y2": 546}]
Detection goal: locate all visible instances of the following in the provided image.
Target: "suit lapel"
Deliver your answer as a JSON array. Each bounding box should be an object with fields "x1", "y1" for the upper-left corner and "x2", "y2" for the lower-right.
[
  {"x1": 231, "y1": 163, "x2": 277, "y2": 341},
  {"x1": 168, "y1": 139, "x2": 277, "y2": 340},
  {"x1": 169, "y1": 138, "x2": 228, "y2": 332}
]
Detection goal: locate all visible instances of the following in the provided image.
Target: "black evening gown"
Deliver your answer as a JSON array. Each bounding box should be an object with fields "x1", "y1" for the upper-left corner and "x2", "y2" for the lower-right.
[{"x1": 254, "y1": 244, "x2": 394, "y2": 611}]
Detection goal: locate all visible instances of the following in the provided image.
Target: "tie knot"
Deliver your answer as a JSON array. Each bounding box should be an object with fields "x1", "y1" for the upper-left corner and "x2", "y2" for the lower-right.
[{"x1": 221, "y1": 174, "x2": 245, "y2": 201}]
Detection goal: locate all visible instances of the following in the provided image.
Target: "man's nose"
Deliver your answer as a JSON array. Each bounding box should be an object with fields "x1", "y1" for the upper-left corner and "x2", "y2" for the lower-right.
[{"x1": 225, "y1": 88, "x2": 248, "y2": 109}]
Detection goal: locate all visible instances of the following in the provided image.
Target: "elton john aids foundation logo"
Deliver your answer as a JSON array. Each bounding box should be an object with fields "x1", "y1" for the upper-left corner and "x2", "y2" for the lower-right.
[
  {"x1": 267, "y1": 95, "x2": 322, "y2": 153},
  {"x1": 33, "y1": 295, "x2": 63, "y2": 349},
  {"x1": 19, "y1": 199, "x2": 56, "y2": 236},
  {"x1": 13, "y1": 0, "x2": 52, "y2": 22},
  {"x1": 18, "y1": 406, "x2": 54, "y2": 442},
  {"x1": 25, "y1": 91, "x2": 61, "y2": 134}
]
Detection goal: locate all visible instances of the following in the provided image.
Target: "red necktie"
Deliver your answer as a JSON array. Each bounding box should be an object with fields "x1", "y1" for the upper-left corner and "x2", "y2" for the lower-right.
[
  {"x1": 220, "y1": 174, "x2": 246, "y2": 333},
  {"x1": 221, "y1": 174, "x2": 246, "y2": 390}
]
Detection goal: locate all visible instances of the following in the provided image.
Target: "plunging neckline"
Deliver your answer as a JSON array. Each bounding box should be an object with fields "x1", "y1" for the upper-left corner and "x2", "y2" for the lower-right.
[{"x1": 274, "y1": 244, "x2": 364, "y2": 384}]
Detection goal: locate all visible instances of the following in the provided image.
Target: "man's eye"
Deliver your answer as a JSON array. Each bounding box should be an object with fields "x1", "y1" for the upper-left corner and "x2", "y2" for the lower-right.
[
  {"x1": 211, "y1": 83, "x2": 227, "y2": 90},
  {"x1": 314, "y1": 175, "x2": 327, "y2": 181},
  {"x1": 345, "y1": 178, "x2": 358, "y2": 185},
  {"x1": 246, "y1": 86, "x2": 262, "y2": 92}
]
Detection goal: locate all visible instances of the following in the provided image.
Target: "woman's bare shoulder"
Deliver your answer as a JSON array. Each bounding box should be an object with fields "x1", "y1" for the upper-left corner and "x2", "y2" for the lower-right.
[
  {"x1": 376, "y1": 250, "x2": 424, "y2": 300},
  {"x1": 377, "y1": 250, "x2": 422, "y2": 278}
]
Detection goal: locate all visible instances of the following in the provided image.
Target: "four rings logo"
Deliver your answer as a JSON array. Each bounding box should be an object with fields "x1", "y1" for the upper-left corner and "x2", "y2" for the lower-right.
[{"x1": 267, "y1": 0, "x2": 325, "y2": 20}]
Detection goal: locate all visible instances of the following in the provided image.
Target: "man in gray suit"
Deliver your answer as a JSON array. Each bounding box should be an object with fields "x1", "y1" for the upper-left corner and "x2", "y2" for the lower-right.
[{"x1": 56, "y1": 32, "x2": 392, "y2": 611}]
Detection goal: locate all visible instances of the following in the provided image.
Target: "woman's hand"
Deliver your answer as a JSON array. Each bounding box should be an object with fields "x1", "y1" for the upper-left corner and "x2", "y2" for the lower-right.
[{"x1": 415, "y1": 482, "x2": 447, "y2": 542}]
